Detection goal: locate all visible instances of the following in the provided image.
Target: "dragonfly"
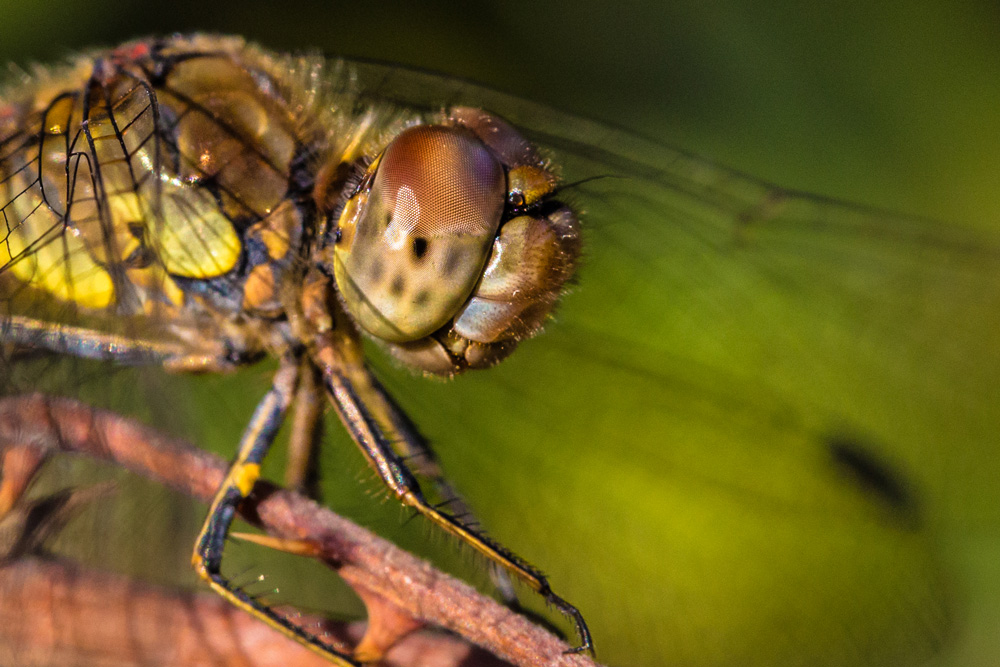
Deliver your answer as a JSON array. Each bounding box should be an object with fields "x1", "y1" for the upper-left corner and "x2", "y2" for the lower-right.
[
  {"x1": 0, "y1": 33, "x2": 998, "y2": 667},
  {"x1": 0, "y1": 33, "x2": 596, "y2": 665}
]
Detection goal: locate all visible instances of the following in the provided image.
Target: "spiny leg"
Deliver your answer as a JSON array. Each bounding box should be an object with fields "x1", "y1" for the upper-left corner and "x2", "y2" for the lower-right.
[
  {"x1": 279, "y1": 355, "x2": 520, "y2": 604},
  {"x1": 191, "y1": 357, "x2": 360, "y2": 667},
  {"x1": 320, "y1": 361, "x2": 593, "y2": 656},
  {"x1": 278, "y1": 342, "x2": 518, "y2": 601},
  {"x1": 283, "y1": 358, "x2": 478, "y2": 524},
  {"x1": 366, "y1": 374, "x2": 519, "y2": 606}
]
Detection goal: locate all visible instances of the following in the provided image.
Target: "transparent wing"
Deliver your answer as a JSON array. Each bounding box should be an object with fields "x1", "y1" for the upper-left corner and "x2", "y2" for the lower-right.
[
  {"x1": 0, "y1": 43, "x2": 306, "y2": 371},
  {"x1": 350, "y1": 62, "x2": 1000, "y2": 667}
]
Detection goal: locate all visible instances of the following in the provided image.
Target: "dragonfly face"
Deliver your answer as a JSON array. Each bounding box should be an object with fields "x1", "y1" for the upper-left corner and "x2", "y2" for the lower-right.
[
  {"x1": 330, "y1": 111, "x2": 580, "y2": 371},
  {"x1": 1, "y1": 31, "x2": 999, "y2": 667}
]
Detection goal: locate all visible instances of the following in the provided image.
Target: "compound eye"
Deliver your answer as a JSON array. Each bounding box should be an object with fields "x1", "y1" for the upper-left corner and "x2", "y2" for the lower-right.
[{"x1": 333, "y1": 125, "x2": 506, "y2": 343}]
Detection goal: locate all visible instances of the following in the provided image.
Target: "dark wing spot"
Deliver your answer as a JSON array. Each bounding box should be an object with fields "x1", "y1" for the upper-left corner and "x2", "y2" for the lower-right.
[
  {"x1": 412, "y1": 237, "x2": 428, "y2": 260},
  {"x1": 827, "y1": 434, "x2": 919, "y2": 524}
]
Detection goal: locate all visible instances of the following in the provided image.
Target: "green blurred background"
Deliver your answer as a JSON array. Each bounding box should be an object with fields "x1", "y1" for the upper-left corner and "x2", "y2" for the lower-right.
[
  {"x1": 2, "y1": 2, "x2": 999, "y2": 667},
  {"x1": 1, "y1": 0, "x2": 997, "y2": 225}
]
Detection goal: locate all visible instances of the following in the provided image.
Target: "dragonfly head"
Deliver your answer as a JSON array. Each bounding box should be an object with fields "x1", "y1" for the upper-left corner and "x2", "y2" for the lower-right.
[{"x1": 328, "y1": 108, "x2": 580, "y2": 375}]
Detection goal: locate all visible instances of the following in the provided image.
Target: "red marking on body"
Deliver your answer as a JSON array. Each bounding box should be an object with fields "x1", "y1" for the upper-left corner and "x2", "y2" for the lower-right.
[
  {"x1": 111, "y1": 41, "x2": 152, "y2": 66},
  {"x1": 0, "y1": 104, "x2": 17, "y2": 138}
]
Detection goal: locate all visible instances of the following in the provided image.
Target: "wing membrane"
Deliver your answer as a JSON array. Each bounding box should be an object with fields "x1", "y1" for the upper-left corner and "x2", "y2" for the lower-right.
[{"x1": 350, "y1": 60, "x2": 999, "y2": 666}]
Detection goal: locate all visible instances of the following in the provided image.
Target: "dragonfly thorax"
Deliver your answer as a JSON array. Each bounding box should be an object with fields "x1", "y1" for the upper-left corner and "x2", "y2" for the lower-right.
[{"x1": 0, "y1": 36, "x2": 581, "y2": 378}]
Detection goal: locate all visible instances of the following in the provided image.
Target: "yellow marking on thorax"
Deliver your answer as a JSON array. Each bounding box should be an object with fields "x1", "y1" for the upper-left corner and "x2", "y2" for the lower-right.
[{"x1": 242, "y1": 264, "x2": 280, "y2": 313}]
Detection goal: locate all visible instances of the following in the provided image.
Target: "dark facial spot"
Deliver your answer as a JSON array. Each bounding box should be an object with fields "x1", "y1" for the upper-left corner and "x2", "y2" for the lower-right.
[
  {"x1": 384, "y1": 212, "x2": 393, "y2": 228},
  {"x1": 357, "y1": 215, "x2": 377, "y2": 242},
  {"x1": 412, "y1": 237, "x2": 428, "y2": 260},
  {"x1": 390, "y1": 274, "x2": 405, "y2": 297},
  {"x1": 368, "y1": 257, "x2": 384, "y2": 283},
  {"x1": 442, "y1": 247, "x2": 463, "y2": 277},
  {"x1": 414, "y1": 290, "x2": 430, "y2": 307}
]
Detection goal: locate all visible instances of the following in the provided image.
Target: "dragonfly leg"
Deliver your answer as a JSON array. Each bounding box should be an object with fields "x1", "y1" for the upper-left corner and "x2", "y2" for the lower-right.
[
  {"x1": 284, "y1": 359, "x2": 324, "y2": 497},
  {"x1": 2, "y1": 315, "x2": 230, "y2": 371},
  {"x1": 321, "y1": 363, "x2": 594, "y2": 656},
  {"x1": 366, "y1": 374, "x2": 520, "y2": 606},
  {"x1": 279, "y1": 355, "x2": 520, "y2": 603},
  {"x1": 191, "y1": 357, "x2": 360, "y2": 667},
  {"x1": 280, "y1": 358, "x2": 519, "y2": 605}
]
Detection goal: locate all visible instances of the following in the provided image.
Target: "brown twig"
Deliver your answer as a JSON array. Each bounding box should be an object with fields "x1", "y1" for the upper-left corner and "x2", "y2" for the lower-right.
[
  {"x1": 0, "y1": 394, "x2": 599, "y2": 667},
  {"x1": 0, "y1": 557, "x2": 508, "y2": 667}
]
